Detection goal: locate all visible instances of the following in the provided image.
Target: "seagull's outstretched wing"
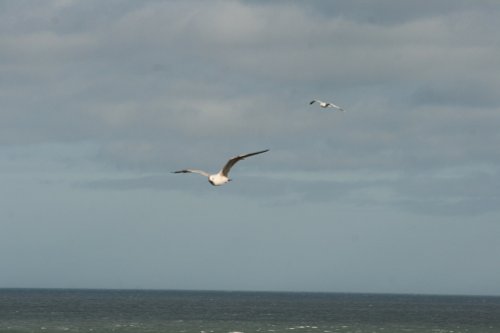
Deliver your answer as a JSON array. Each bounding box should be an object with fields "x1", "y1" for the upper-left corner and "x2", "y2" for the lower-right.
[
  {"x1": 172, "y1": 169, "x2": 211, "y2": 177},
  {"x1": 221, "y1": 149, "x2": 269, "y2": 177},
  {"x1": 327, "y1": 103, "x2": 345, "y2": 111},
  {"x1": 309, "y1": 100, "x2": 320, "y2": 105}
]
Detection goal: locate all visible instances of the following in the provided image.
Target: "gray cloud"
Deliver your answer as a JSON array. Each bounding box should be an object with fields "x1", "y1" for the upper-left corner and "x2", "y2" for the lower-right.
[
  {"x1": 2, "y1": 0, "x2": 500, "y2": 215},
  {"x1": 81, "y1": 163, "x2": 500, "y2": 217}
]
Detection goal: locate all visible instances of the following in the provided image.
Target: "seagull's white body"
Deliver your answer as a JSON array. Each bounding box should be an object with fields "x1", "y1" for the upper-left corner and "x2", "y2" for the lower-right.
[
  {"x1": 310, "y1": 99, "x2": 345, "y2": 112},
  {"x1": 173, "y1": 149, "x2": 269, "y2": 186}
]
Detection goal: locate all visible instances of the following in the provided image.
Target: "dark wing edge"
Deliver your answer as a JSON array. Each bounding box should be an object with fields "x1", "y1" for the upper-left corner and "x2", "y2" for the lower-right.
[
  {"x1": 238, "y1": 149, "x2": 270, "y2": 159},
  {"x1": 221, "y1": 149, "x2": 270, "y2": 176},
  {"x1": 172, "y1": 169, "x2": 191, "y2": 173},
  {"x1": 172, "y1": 169, "x2": 211, "y2": 177}
]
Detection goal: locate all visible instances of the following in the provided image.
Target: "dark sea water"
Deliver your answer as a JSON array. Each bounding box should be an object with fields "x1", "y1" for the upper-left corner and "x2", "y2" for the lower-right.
[{"x1": 1, "y1": 289, "x2": 499, "y2": 333}]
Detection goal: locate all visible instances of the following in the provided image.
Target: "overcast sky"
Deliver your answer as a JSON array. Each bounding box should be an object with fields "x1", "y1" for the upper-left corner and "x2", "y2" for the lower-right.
[{"x1": 1, "y1": 0, "x2": 500, "y2": 296}]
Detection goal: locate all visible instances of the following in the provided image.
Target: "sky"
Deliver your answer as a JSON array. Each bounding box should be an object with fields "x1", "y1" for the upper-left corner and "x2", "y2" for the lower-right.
[{"x1": 1, "y1": 0, "x2": 500, "y2": 296}]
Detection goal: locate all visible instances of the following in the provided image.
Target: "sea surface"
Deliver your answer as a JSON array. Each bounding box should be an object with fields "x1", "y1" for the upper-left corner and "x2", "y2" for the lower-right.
[{"x1": 0, "y1": 289, "x2": 499, "y2": 333}]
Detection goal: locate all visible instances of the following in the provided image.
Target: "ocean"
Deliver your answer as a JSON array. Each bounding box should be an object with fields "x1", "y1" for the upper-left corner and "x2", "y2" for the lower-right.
[{"x1": 0, "y1": 289, "x2": 499, "y2": 333}]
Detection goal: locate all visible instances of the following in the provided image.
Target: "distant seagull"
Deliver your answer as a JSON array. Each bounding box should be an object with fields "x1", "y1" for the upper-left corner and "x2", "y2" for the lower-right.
[
  {"x1": 309, "y1": 99, "x2": 345, "y2": 112},
  {"x1": 172, "y1": 149, "x2": 269, "y2": 186}
]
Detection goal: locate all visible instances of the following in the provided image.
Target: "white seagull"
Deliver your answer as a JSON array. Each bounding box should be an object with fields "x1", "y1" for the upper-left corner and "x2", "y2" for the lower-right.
[
  {"x1": 172, "y1": 149, "x2": 269, "y2": 186},
  {"x1": 309, "y1": 99, "x2": 345, "y2": 112}
]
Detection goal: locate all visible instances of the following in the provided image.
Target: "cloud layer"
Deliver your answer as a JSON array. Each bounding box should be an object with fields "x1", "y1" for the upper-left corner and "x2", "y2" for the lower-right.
[{"x1": 2, "y1": 0, "x2": 500, "y2": 216}]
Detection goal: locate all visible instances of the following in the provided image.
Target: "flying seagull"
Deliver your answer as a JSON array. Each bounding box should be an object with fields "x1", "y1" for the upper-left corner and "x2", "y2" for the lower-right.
[
  {"x1": 172, "y1": 149, "x2": 269, "y2": 186},
  {"x1": 309, "y1": 99, "x2": 345, "y2": 112}
]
